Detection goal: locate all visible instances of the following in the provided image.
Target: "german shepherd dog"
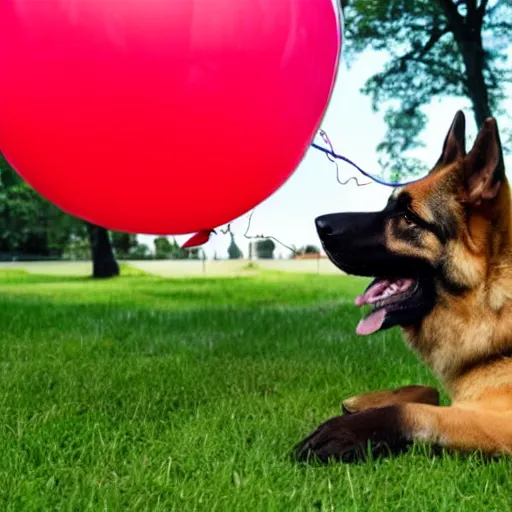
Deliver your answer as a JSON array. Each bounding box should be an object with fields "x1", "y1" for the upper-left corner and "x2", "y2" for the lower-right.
[{"x1": 293, "y1": 110, "x2": 512, "y2": 463}]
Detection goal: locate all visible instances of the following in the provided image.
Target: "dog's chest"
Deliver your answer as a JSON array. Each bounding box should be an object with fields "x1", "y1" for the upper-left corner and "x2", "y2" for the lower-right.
[{"x1": 403, "y1": 311, "x2": 498, "y2": 383}]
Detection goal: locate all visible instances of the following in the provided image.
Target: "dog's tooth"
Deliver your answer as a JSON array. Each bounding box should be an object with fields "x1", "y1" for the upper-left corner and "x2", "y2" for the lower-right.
[{"x1": 398, "y1": 282, "x2": 408, "y2": 292}]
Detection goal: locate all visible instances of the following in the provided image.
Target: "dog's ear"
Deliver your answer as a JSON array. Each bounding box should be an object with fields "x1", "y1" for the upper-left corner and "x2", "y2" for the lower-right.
[
  {"x1": 463, "y1": 117, "x2": 504, "y2": 205},
  {"x1": 437, "y1": 110, "x2": 466, "y2": 167}
]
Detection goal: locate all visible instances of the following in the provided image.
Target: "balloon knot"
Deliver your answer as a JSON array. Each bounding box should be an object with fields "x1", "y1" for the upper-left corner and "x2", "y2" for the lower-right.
[{"x1": 182, "y1": 230, "x2": 213, "y2": 248}]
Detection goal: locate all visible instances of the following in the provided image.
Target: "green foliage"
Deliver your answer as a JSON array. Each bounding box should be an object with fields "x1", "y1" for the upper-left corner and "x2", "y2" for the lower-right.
[
  {"x1": 254, "y1": 238, "x2": 275, "y2": 259},
  {"x1": 227, "y1": 232, "x2": 243, "y2": 259},
  {"x1": 154, "y1": 236, "x2": 193, "y2": 260},
  {"x1": 187, "y1": 247, "x2": 201, "y2": 260},
  {"x1": 343, "y1": 0, "x2": 512, "y2": 180},
  {"x1": 296, "y1": 244, "x2": 321, "y2": 255},
  {"x1": 0, "y1": 154, "x2": 22, "y2": 188},
  {"x1": 0, "y1": 155, "x2": 88, "y2": 259},
  {"x1": 376, "y1": 108, "x2": 430, "y2": 181},
  {"x1": 108, "y1": 233, "x2": 153, "y2": 260},
  {"x1": 129, "y1": 243, "x2": 151, "y2": 260},
  {"x1": 111, "y1": 232, "x2": 138, "y2": 258},
  {"x1": 0, "y1": 182, "x2": 84, "y2": 258},
  {"x1": 62, "y1": 235, "x2": 90, "y2": 261},
  {"x1": 154, "y1": 236, "x2": 173, "y2": 259}
]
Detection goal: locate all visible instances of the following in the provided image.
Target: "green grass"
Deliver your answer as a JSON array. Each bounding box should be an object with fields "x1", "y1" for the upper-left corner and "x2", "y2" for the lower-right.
[{"x1": 0, "y1": 269, "x2": 510, "y2": 511}]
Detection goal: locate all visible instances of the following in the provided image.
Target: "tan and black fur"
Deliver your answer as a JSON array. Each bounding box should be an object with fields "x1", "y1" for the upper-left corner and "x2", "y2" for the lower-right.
[{"x1": 293, "y1": 111, "x2": 512, "y2": 463}]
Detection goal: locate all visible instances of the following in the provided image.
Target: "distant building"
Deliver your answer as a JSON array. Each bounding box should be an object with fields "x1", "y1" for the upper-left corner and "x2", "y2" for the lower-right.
[{"x1": 293, "y1": 253, "x2": 328, "y2": 260}]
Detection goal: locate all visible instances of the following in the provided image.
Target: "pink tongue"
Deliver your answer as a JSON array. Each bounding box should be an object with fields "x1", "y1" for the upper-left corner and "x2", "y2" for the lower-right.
[{"x1": 356, "y1": 309, "x2": 386, "y2": 336}]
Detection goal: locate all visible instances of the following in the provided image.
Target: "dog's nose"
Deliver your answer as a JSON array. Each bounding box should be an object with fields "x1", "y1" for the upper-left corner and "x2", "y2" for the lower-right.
[
  {"x1": 315, "y1": 213, "x2": 360, "y2": 239},
  {"x1": 315, "y1": 215, "x2": 335, "y2": 237}
]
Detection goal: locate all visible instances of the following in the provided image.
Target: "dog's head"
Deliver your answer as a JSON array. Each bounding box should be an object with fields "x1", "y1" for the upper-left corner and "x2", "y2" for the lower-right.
[{"x1": 317, "y1": 110, "x2": 509, "y2": 335}]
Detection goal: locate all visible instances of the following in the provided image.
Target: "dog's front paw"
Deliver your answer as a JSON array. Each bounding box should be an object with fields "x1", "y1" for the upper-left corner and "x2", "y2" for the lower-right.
[
  {"x1": 292, "y1": 406, "x2": 411, "y2": 464},
  {"x1": 292, "y1": 414, "x2": 367, "y2": 463}
]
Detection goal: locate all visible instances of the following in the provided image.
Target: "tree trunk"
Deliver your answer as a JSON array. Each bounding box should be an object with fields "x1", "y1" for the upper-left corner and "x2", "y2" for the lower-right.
[
  {"x1": 447, "y1": 8, "x2": 505, "y2": 178},
  {"x1": 437, "y1": 1, "x2": 491, "y2": 128},
  {"x1": 86, "y1": 223, "x2": 120, "y2": 278},
  {"x1": 458, "y1": 37, "x2": 492, "y2": 128}
]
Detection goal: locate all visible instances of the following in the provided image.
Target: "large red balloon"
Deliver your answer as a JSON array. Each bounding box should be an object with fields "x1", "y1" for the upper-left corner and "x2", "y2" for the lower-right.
[{"x1": 0, "y1": 0, "x2": 341, "y2": 235}]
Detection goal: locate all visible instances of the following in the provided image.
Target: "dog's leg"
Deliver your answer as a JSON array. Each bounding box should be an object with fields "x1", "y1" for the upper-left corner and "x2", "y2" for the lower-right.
[
  {"x1": 293, "y1": 402, "x2": 512, "y2": 464},
  {"x1": 342, "y1": 385, "x2": 440, "y2": 414}
]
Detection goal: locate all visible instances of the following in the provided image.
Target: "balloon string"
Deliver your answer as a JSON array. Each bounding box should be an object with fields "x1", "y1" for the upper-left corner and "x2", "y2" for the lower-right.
[
  {"x1": 242, "y1": 210, "x2": 297, "y2": 255},
  {"x1": 311, "y1": 129, "x2": 418, "y2": 187},
  {"x1": 218, "y1": 210, "x2": 297, "y2": 256},
  {"x1": 208, "y1": 129, "x2": 418, "y2": 254},
  {"x1": 316, "y1": 130, "x2": 372, "y2": 187}
]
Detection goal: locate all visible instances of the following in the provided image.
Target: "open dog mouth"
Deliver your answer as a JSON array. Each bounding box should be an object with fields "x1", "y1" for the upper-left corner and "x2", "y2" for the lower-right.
[{"x1": 354, "y1": 278, "x2": 418, "y2": 335}]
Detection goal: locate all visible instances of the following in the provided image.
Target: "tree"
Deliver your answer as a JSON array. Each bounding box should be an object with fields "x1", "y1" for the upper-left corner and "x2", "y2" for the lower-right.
[
  {"x1": 227, "y1": 232, "x2": 243, "y2": 259},
  {"x1": 111, "y1": 232, "x2": 139, "y2": 259},
  {"x1": 154, "y1": 236, "x2": 191, "y2": 259},
  {"x1": 154, "y1": 236, "x2": 173, "y2": 259},
  {"x1": 254, "y1": 238, "x2": 275, "y2": 259},
  {"x1": 341, "y1": 0, "x2": 511, "y2": 180},
  {"x1": 0, "y1": 154, "x2": 120, "y2": 275},
  {"x1": 129, "y1": 243, "x2": 151, "y2": 260},
  {"x1": 0, "y1": 184, "x2": 61, "y2": 257},
  {"x1": 296, "y1": 244, "x2": 320, "y2": 256},
  {"x1": 87, "y1": 223, "x2": 120, "y2": 278},
  {"x1": 0, "y1": 155, "x2": 82, "y2": 258},
  {"x1": 187, "y1": 248, "x2": 201, "y2": 260},
  {"x1": 168, "y1": 238, "x2": 190, "y2": 259},
  {"x1": 63, "y1": 235, "x2": 90, "y2": 261}
]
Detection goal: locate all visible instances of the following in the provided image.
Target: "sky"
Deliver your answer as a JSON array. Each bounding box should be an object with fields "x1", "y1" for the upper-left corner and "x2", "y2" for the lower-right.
[{"x1": 139, "y1": 46, "x2": 512, "y2": 260}]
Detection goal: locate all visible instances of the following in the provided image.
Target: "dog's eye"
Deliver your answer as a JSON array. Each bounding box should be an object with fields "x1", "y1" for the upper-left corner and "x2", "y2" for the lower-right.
[{"x1": 403, "y1": 213, "x2": 415, "y2": 225}]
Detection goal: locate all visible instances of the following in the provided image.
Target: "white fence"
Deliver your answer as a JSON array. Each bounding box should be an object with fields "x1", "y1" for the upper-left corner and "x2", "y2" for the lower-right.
[{"x1": 0, "y1": 258, "x2": 342, "y2": 277}]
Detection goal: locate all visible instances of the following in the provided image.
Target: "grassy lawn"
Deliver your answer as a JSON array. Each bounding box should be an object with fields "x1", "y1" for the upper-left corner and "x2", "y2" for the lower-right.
[{"x1": 0, "y1": 268, "x2": 510, "y2": 510}]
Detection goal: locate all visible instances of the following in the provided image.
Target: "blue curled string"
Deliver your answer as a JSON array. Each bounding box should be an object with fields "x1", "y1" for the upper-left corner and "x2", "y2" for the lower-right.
[
  {"x1": 197, "y1": 128, "x2": 420, "y2": 254},
  {"x1": 311, "y1": 129, "x2": 419, "y2": 187}
]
